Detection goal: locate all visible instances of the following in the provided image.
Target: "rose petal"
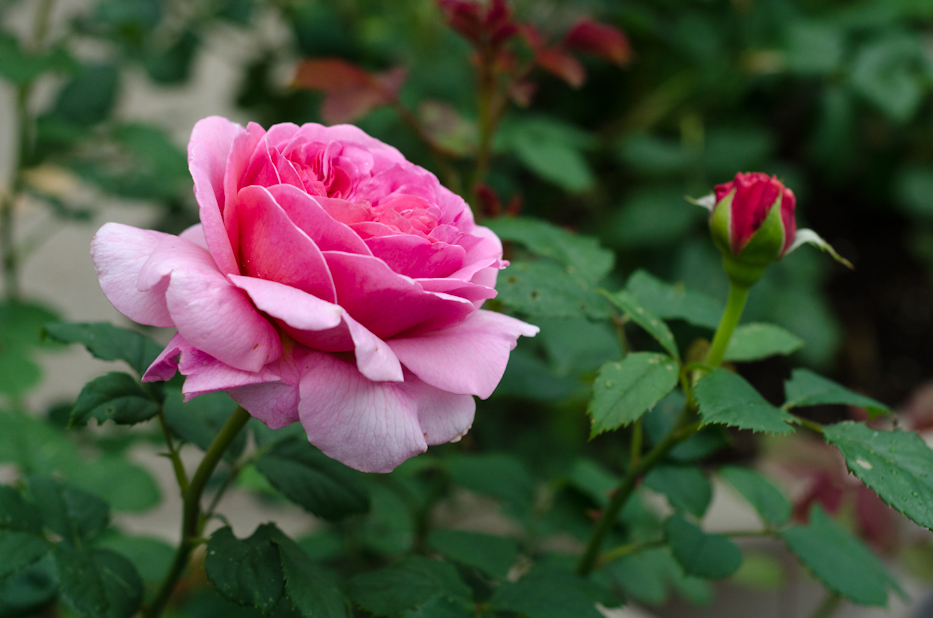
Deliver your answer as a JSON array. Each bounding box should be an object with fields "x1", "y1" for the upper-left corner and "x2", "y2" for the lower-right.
[
  {"x1": 237, "y1": 185, "x2": 337, "y2": 303},
  {"x1": 222, "y1": 122, "x2": 265, "y2": 257},
  {"x1": 142, "y1": 332, "x2": 186, "y2": 382},
  {"x1": 324, "y1": 250, "x2": 475, "y2": 339},
  {"x1": 228, "y1": 274, "x2": 403, "y2": 382},
  {"x1": 266, "y1": 184, "x2": 371, "y2": 255},
  {"x1": 365, "y1": 234, "x2": 466, "y2": 279},
  {"x1": 387, "y1": 309, "x2": 538, "y2": 399},
  {"x1": 91, "y1": 223, "x2": 175, "y2": 327},
  {"x1": 298, "y1": 354, "x2": 474, "y2": 472},
  {"x1": 188, "y1": 116, "x2": 244, "y2": 275},
  {"x1": 139, "y1": 235, "x2": 281, "y2": 372},
  {"x1": 179, "y1": 224, "x2": 208, "y2": 250}
]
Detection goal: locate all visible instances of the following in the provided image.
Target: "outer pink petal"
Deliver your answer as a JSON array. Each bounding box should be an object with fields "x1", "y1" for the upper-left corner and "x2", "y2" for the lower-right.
[
  {"x1": 324, "y1": 251, "x2": 475, "y2": 339},
  {"x1": 297, "y1": 354, "x2": 429, "y2": 473},
  {"x1": 266, "y1": 185, "x2": 371, "y2": 255},
  {"x1": 139, "y1": 235, "x2": 281, "y2": 373},
  {"x1": 228, "y1": 274, "x2": 403, "y2": 383},
  {"x1": 387, "y1": 310, "x2": 539, "y2": 399},
  {"x1": 237, "y1": 186, "x2": 337, "y2": 303},
  {"x1": 179, "y1": 224, "x2": 208, "y2": 250},
  {"x1": 364, "y1": 234, "x2": 465, "y2": 279},
  {"x1": 188, "y1": 116, "x2": 244, "y2": 276},
  {"x1": 142, "y1": 332, "x2": 186, "y2": 382},
  {"x1": 91, "y1": 223, "x2": 175, "y2": 327},
  {"x1": 222, "y1": 122, "x2": 265, "y2": 258},
  {"x1": 415, "y1": 277, "x2": 497, "y2": 303},
  {"x1": 409, "y1": 379, "x2": 475, "y2": 446},
  {"x1": 228, "y1": 382, "x2": 299, "y2": 430}
]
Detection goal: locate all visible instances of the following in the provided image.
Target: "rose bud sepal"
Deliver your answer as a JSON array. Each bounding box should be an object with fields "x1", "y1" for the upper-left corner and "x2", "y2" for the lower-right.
[{"x1": 708, "y1": 187, "x2": 787, "y2": 289}]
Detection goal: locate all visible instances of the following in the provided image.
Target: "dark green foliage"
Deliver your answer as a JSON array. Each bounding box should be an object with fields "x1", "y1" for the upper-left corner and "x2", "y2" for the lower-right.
[
  {"x1": 254, "y1": 438, "x2": 370, "y2": 521},
  {"x1": 588, "y1": 353, "x2": 679, "y2": 436},
  {"x1": 54, "y1": 545, "x2": 144, "y2": 618},
  {"x1": 664, "y1": 515, "x2": 742, "y2": 580},
  {"x1": 644, "y1": 466, "x2": 712, "y2": 518},
  {"x1": 162, "y1": 389, "x2": 246, "y2": 459},
  {"x1": 785, "y1": 370, "x2": 890, "y2": 417},
  {"x1": 490, "y1": 565, "x2": 604, "y2": 618},
  {"x1": 695, "y1": 369, "x2": 796, "y2": 434},
  {"x1": 348, "y1": 556, "x2": 471, "y2": 617},
  {"x1": 43, "y1": 322, "x2": 164, "y2": 377},
  {"x1": 719, "y1": 467, "x2": 790, "y2": 528},
  {"x1": 824, "y1": 422, "x2": 933, "y2": 529},
  {"x1": 205, "y1": 526, "x2": 285, "y2": 614},
  {"x1": 24, "y1": 476, "x2": 109, "y2": 546},
  {"x1": 71, "y1": 372, "x2": 159, "y2": 427},
  {"x1": 781, "y1": 507, "x2": 903, "y2": 606},
  {"x1": 426, "y1": 530, "x2": 519, "y2": 579}
]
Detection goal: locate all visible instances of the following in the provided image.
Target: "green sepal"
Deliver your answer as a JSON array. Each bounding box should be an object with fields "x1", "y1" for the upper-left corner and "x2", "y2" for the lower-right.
[{"x1": 711, "y1": 191, "x2": 785, "y2": 288}]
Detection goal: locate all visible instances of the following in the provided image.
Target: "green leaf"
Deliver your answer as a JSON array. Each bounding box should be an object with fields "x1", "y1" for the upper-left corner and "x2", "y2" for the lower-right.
[
  {"x1": 505, "y1": 118, "x2": 595, "y2": 193},
  {"x1": 606, "y1": 548, "x2": 671, "y2": 605},
  {"x1": 204, "y1": 525, "x2": 285, "y2": 614},
  {"x1": 0, "y1": 348, "x2": 41, "y2": 397},
  {"x1": 490, "y1": 565, "x2": 603, "y2": 618},
  {"x1": 1, "y1": 301, "x2": 61, "y2": 351},
  {"x1": 162, "y1": 389, "x2": 245, "y2": 460},
  {"x1": 254, "y1": 438, "x2": 369, "y2": 521},
  {"x1": 361, "y1": 484, "x2": 414, "y2": 556},
  {"x1": 485, "y1": 217, "x2": 614, "y2": 284},
  {"x1": 50, "y1": 64, "x2": 119, "y2": 127},
  {"x1": 566, "y1": 459, "x2": 618, "y2": 507},
  {"x1": 43, "y1": 322, "x2": 164, "y2": 377},
  {"x1": 784, "y1": 22, "x2": 844, "y2": 76},
  {"x1": 731, "y1": 553, "x2": 785, "y2": 590},
  {"x1": 644, "y1": 466, "x2": 712, "y2": 518},
  {"x1": 785, "y1": 369, "x2": 890, "y2": 417},
  {"x1": 605, "y1": 291, "x2": 680, "y2": 361},
  {"x1": 24, "y1": 476, "x2": 109, "y2": 546},
  {"x1": 781, "y1": 506, "x2": 902, "y2": 606},
  {"x1": 723, "y1": 323, "x2": 804, "y2": 362},
  {"x1": 401, "y1": 596, "x2": 473, "y2": 618},
  {"x1": 268, "y1": 527, "x2": 349, "y2": 618},
  {"x1": 95, "y1": 534, "x2": 174, "y2": 585},
  {"x1": 719, "y1": 467, "x2": 790, "y2": 527},
  {"x1": 71, "y1": 372, "x2": 160, "y2": 427},
  {"x1": 348, "y1": 556, "x2": 471, "y2": 617},
  {"x1": 446, "y1": 453, "x2": 535, "y2": 505},
  {"x1": 0, "y1": 486, "x2": 43, "y2": 534},
  {"x1": 54, "y1": 544, "x2": 144, "y2": 618},
  {"x1": 69, "y1": 456, "x2": 161, "y2": 513},
  {"x1": 850, "y1": 36, "x2": 925, "y2": 122},
  {"x1": 0, "y1": 557, "x2": 58, "y2": 616},
  {"x1": 0, "y1": 410, "x2": 81, "y2": 473},
  {"x1": 624, "y1": 270, "x2": 723, "y2": 329},
  {"x1": 0, "y1": 531, "x2": 52, "y2": 581},
  {"x1": 427, "y1": 530, "x2": 518, "y2": 579},
  {"x1": 496, "y1": 260, "x2": 609, "y2": 319},
  {"x1": 664, "y1": 515, "x2": 742, "y2": 579},
  {"x1": 694, "y1": 369, "x2": 795, "y2": 434},
  {"x1": 588, "y1": 354, "x2": 679, "y2": 436},
  {"x1": 0, "y1": 35, "x2": 74, "y2": 86},
  {"x1": 824, "y1": 422, "x2": 933, "y2": 529}
]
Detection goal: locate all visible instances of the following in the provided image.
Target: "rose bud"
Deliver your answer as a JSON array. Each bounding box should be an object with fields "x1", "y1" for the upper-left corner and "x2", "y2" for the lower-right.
[
  {"x1": 91, "y1": 117, "x2": 538, "y2": 473},
  {"x1": 694, "y1": 172, "x2": 851, "y2": 287}
]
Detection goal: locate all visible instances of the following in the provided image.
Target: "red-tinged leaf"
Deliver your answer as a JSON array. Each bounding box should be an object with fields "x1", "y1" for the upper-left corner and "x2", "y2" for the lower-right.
[
  {"x1": 535, "y1": 48, "x2": 585, "y2": 88},
  {"x1": 564, "y1": 18, "x2": 632, "y2": 66},
  {"x1": 418, "y1": 100, "x2": 475, "y2": 156},
  {"x1": 294, "y1": 59, "x2": 406, "y2": 125},
  {"x1": 294, "y1": 58, "x2": 372, "y2": 91},
  {"x1": 438, "y1": 0, "x2": 483, "y2": 44}
]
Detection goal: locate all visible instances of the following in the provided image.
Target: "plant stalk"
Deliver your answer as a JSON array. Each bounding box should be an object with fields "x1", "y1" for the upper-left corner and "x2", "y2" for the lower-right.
[
  {"x1": 144, "y1": 406, "x2": 251, "y2": 618},
  {"x1": 704, "y1": 282, "x2": 751, "y2": 368},
  {"x1": 576, "y1": 409, "x2": 697, "y2": 576},
  {"x1": 809, "y1": 592, "x2": 843, "y2": 618}
]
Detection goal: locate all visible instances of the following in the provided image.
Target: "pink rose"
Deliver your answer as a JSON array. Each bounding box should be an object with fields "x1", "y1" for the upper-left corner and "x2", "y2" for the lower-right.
[
  {"x1": 712, "y1": 172, "x2": 797, "y2": 257},
  {"x1": 91, "y1": 117, "x2": 537, "y2": 472}
]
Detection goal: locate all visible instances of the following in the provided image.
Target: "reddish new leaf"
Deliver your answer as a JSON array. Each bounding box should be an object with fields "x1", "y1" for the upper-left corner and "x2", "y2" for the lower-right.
[
  {"x1": 564, "y1": 18, "x2": 632, "y2": 66},
  {"x1": 294, "y1": 59, "x2": 406, "y2": 124}
]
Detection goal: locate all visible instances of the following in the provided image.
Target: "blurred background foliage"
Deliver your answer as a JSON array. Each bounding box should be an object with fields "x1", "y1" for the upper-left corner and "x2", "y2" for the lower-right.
[{"x1": 3, "y1": 0, "x2": 933, "y2": 615}]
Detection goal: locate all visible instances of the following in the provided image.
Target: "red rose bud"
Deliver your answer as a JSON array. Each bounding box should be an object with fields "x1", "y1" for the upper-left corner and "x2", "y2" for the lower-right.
[
  {"x1": 564, "y1": 18, "x2": 632, "y2": 66},
  {"x1": 699, "y1": 172, "x2": 851, "y2": 287}
]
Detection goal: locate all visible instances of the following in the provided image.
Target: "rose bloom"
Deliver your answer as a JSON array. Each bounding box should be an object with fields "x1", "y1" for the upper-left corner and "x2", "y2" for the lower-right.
[{"x1": 92, "y1": 117, "x2": 537, "y2": 472}]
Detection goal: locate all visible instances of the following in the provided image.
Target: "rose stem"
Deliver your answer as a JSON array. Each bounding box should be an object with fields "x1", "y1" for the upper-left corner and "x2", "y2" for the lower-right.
[
  {"x1": 576, "y1": 280, "x2": 752, "y2": 576},
  {"x1": 144, "y1": 406, "x2": 251, "y2": 618}
]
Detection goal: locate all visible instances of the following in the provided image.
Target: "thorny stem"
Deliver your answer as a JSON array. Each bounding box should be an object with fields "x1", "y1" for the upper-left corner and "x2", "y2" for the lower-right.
[
  {"x1": 599, "y1": 528, "x2": 777, "y2": 568},
  {"x1": 704, "y1": 282, "x2": 751, "y2": 368},
  {"x1": 144, "y1": 406, "x2": 251, "y2": 618},
  {"x1": 809, "y1": 592, "x2": 843, "y2": 618},
  {"x1": 2, "y1": 0, "x2": 56, "y2": 301}
]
